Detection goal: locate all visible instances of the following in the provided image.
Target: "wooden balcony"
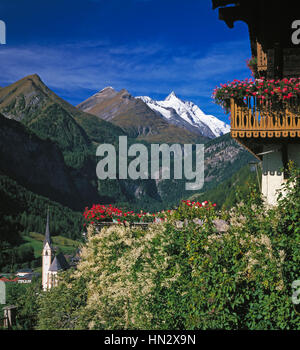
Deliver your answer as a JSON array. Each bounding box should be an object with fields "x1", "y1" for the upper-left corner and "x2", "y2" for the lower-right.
[{"x1": 230, "y1": 97, "x2": 300, "y2": 139}]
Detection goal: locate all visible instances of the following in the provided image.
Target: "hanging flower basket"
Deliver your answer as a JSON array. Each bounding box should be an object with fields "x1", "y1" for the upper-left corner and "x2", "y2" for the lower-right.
[
  {"x1": 213, "y1": 77, "x2": 300, "y2": 113},
  {"x1": 246, "y1": 56, "x2": 258, "y2": 78}
]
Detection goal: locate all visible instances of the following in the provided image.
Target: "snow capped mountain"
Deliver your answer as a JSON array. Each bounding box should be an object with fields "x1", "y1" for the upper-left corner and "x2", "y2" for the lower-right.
[{"x1": 137, "y1": 92, "x2": 230, "y2": 139}]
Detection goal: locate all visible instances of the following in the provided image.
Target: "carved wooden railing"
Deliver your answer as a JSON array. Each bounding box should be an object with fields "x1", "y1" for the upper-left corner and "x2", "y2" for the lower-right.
[{"x1": 230, "y1": 97, "x2": 300, "y2": 138}]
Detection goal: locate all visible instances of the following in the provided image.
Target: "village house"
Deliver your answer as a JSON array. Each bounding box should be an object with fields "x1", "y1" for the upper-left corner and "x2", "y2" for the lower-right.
[{"x1": 213, "y1": 0, "x2": 300, "y2": 205}]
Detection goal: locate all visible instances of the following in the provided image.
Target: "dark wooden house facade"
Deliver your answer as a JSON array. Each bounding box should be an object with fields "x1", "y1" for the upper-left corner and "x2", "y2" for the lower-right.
[{"x1": 212, "y1": 0, "x2": 300, "y2": 204}]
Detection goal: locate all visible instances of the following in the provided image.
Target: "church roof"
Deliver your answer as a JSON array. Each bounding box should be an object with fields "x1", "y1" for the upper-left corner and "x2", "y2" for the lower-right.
[
  {"x1": 48, "y1": 253, "x2": 70, "y2": 272},
  {"x1": 43, "y1": 209, "x2": 52, "y2": 247}
]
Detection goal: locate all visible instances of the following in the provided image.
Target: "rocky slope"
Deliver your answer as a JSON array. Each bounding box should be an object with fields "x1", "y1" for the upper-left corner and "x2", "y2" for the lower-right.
[{"x1": 77, "y1": 87, "x2": 207, "y2": 144}]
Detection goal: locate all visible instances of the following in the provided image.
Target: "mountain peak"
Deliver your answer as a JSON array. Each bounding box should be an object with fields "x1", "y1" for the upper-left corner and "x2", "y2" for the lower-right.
[
  {"x1": 165, "y1": 91, "x2": 178, "y2": 101},
  {"x1": 92, "y1": 87, "x2": 117, "y2": 97},
  {"x1": 99, "y1": 86, "x2": 115, "y2": 93},
  {"x1": 20, "y1": 74, "x2": 45, "y2": 87},
  {"x1": 138, "y1": 93, "x2": 231, "y2": 139},
  {"x1": 13, "y1": 73, "x2": 43, "y2": 87},
  {"x1": 27, "y1": 73, "x2": 42, "y2": 81}
]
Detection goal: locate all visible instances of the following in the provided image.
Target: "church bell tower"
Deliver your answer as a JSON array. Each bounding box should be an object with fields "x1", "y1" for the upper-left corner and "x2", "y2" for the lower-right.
[{"x1": 42, "y1": 209, "x2": 53, "y2": 291}]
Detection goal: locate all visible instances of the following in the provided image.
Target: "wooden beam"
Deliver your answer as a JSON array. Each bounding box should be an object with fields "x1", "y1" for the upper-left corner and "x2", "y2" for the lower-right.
[{"x1": 218, "y1": 6, "x2": 246, "y2": 29}]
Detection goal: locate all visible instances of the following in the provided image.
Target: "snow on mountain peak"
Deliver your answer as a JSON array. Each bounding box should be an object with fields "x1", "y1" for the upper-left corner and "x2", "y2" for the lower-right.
[
  {"x1": 136, "y1": 92, "x2": 230, "y2": 139},
  {"x1": 165, "y1": 91, "x2": 178, "y2": 101},
  {"x1": 99, "y1": 86, "x2": 115, "y2": 93},
  {"x1": 138, "y1": 96, "x2": 154, "y2": 104}
]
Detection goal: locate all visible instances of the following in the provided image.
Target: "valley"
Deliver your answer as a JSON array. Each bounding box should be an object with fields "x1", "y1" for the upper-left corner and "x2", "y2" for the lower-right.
[{"x1": 0, "y1": 74, "x2": 255, "y2": 273}]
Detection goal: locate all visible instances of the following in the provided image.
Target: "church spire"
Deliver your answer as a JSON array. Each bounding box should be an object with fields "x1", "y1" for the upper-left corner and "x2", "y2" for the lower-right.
[{"x1": 43, "y1": 208, "x2": 51, "y2": 246}]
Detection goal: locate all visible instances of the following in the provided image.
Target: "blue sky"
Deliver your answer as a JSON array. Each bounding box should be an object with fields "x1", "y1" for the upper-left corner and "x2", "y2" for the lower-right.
[{"x1": 0, "y1": 0, "x2": 252, "y2": 122}]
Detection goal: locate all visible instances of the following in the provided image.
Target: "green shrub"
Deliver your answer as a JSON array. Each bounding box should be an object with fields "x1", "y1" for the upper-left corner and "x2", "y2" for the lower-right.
[
  {"x1": 35, "y1": 167, "x2": 300, "y2": 330},
  {"x1": 37, "y1": 269, "x2": 87, "y2": 330}
]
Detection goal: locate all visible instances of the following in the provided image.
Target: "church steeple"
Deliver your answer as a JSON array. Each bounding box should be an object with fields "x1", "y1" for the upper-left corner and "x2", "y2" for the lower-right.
[{"x1": 43, "y1": 208, "x2": 51, "y2": 247}]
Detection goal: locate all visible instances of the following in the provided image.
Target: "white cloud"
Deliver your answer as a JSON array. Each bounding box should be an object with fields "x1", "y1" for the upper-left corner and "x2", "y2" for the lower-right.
[{"x1": 0, "y1": 38, "x2": 251, "y2": 112}]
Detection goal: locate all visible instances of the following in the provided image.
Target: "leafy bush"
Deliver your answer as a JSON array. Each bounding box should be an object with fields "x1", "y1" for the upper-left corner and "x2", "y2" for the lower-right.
[
  {"x1": 5, "y1": 277, "x2": 41, "y2": 330},
  {"x1": 36, "y1": 270, "x2": 87, "y2": 330},
  {"x1": 36, "y1": 167, "x2": 300, "y2": 330}
]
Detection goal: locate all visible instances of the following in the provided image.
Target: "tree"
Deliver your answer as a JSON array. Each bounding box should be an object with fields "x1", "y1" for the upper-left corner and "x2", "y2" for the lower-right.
[
  {"x1": 5, "y1": 277, "x2": 41, "y2": 330},
  {"x1": 37, "y1": 269, "x2": 87, "y2": 330}
]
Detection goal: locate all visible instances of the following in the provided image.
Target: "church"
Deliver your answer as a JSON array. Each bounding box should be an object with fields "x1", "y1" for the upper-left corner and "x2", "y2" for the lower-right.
[{"x1": 42, "y1": 211, "x2": 70, "y2": 291}]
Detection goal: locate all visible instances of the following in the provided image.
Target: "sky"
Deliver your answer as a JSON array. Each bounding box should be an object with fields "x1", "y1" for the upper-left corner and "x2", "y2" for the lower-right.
[{"x1": 0, "y1": 0, "x2": 252, "y2": 123}]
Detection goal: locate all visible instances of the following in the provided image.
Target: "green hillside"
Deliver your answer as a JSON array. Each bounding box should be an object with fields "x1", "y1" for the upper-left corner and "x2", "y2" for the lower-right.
[
  {"x1": 0, "y1": 173, "x2": 83, "y2": 272},
  {"x1": 0, "y1": 232, "x2": 80, "y2": 273},
  {"x1": 21, "y1": 232, "x2": 80, "y2": 259},
  {"x1": 190, "y1": 163, "x2": 261, "y2": 209},
  {"x1": 0, "y1": 74, "x2": 126, "y2": 170},
  {"x1": 0, "y1": 172, "x2": 83, "y2": 244}
]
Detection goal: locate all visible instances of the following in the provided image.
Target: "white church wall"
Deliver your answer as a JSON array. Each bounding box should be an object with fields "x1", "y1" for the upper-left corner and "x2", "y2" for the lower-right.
[{"x1": 42, "y1": 242, "x2": 52, "y2": 291}]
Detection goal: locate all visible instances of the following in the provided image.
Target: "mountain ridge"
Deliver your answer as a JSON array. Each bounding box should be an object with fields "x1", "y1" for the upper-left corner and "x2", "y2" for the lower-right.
[
  {"x1": 77, "y1": 87, "x2": 208, "y2": 144},
  {"x1": 0, "y1": 75, "x2": 254, "y2": 213},
  {"x1": 137, "y1": 92, "x2": 231, "y2": 139},
  {"x1": 0, "y1": 74, "x2": 126, "y2": 154}
]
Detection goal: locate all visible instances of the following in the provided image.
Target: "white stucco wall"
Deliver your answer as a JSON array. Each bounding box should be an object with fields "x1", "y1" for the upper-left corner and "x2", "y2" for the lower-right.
[{"x1": 262, "y1": 143, "x2": 300, "y2": 205}]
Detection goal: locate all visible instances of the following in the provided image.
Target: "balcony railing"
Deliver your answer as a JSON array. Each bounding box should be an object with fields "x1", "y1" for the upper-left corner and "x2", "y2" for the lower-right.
[{"x1": 230, "y1": 97, "x2": 300, "y2": 138}]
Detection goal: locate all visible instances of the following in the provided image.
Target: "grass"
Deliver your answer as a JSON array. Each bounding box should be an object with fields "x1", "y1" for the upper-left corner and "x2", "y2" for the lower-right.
[{"x1": 20, "y1": 232, "x2": 81, "y2": 259}]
